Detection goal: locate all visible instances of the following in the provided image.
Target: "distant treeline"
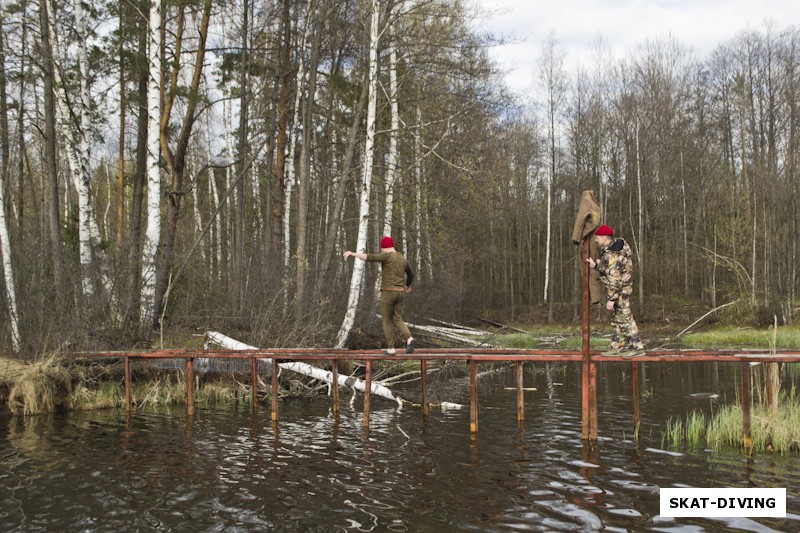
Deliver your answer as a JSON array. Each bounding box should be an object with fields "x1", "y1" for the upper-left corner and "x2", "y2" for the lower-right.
[{"x1": 0, "y1": 0, "x2": 797, "y2": 354}]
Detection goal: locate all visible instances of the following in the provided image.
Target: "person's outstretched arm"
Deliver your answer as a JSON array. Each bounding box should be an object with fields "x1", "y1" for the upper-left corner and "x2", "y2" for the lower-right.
[{"x1": 343, "y1": 251, "x2": 367, "y2": 261}]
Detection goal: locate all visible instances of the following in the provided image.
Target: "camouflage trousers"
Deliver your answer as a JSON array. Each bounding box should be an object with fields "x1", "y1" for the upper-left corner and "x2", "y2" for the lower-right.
[{"x1": 610, "y1": 297, "x2": 644, "y2": 351}]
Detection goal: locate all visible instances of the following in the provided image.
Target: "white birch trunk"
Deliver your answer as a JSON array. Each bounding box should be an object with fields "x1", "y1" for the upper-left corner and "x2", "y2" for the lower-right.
[
  {"x1": 210, "y1": 157, "x2": 222, "y2": 278},
  {"x1": 77, "y1": 1, "x2": 117, "y2": 317},
  {"x1": 543, "y1": 126, "x2": 552, "y2": 303},
  {"x1": 225, "y1": 100, "x2": 235, "y2": 267},
  {"x1": 0, "y1": 167, "x2": 20, "y2": 352},
  {"x1": 104, "y1": 161, "x2": 112, "y2": 240},
  {"x1": 205, "y1": 331, "x2": 406, "y2": 408},
  {"x1": 423, "y1": 172, "x2": 433, "y2": 277},
  {"x1": 384, "y1": 21, "x2": 399, "y2": 230},
  {"x1": 373, "y1": 25, "x2": 400, "y2": 299},
  {"x1": 46, "y1": 0, "x2": 94, "y2": 298},
  {"x1": 140, "y1": 0, "x2": 162, "y2": 326},
  {"x1": 335, "y1": 0, "x2": 380, "y2": 349},
  {"x1": 206, "y1": 111, "x2": 221, "y2": 279},
  {"x1": 282, "y1": 5, "x2": 313, "y2": 295},
  {"x1": 252, "y1": 161, "x2": 261, "y2": 229},
  {"x1": 75, "y1": 0, "x2": 94, "y2": 286},
  {"x1": 635, "y1": 119, "x2": 644, "y2": 309},
  {"x1": 414, "y1": 104, "x2": 423, "y2": 276},
  {"x1": 190, "y1": 152, "x2": 205, "y2": 265}
]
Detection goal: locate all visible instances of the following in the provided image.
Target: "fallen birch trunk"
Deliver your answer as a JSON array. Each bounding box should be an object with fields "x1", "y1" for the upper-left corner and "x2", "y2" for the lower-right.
[
  {"x1": 374, "y1": 315, "x2": 495, "y2": 347},
  {"x1": 405, "y1": 321, "x2": 498, "y2": 347},
  {"x1": 204, "y1": 331, "x2": 463, "y2": 410},
  {"x1": 426, "y1": 318, "x2": 488, "y2": 335}
]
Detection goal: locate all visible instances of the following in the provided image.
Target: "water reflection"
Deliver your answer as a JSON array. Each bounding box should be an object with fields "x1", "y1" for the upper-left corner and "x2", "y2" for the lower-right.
[{"x1": 0, "y1": 363, "x2": 798, "y2": 531}]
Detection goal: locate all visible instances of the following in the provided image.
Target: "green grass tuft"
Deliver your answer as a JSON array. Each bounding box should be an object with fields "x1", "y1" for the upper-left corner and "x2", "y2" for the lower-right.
[
  {"x1": 682, "y1": 325, "x2": 800, "y2": 349},
  {"x1": 496, "y1": 333, "x2": 539, "y2": 348},
  {"x1": 663, "y1": 392, "x2": 800, "y2": 453}
]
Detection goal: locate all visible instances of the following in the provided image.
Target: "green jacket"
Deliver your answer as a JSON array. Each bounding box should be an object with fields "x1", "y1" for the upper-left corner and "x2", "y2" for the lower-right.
[{"x1": 366, "y1": 251, "x2": 414, "y2": 291}]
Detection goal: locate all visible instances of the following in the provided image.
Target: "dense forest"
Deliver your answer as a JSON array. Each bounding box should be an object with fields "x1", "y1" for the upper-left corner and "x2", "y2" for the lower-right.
[{"x1": 0, "y1": 0, "x2": 798, "y2": 355}]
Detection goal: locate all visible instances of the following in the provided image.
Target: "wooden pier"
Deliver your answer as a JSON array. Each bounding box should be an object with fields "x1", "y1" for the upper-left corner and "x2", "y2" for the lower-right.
[
  {"x1": 75, "y1": 241, "x2": 800, "y2": 446},
  {"x1": 79, "y1": 346, "x2": 800, "y2": 447}
]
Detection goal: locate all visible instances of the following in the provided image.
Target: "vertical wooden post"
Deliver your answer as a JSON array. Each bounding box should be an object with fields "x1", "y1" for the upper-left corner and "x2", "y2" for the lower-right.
[
  {"x1": 364, "y1": 360, "x2": 372, "y2": 428},
  {"x1": 124, "y1": 355, "x2": 132, "y2": 412},
  {"x1": 516, "y1": 361, "x2": 524, "y2": 423},
  {"x1": 581, "y1": 239, "x2": 592, "y2": 440},
  {"x1": 271, "y1": 362, "x2": 279, "y2": 422},
  {"x1": 331, "y1": 360, "x2": 339, "y2": 414},
  {"x1": 631, "y1": 361, "x2": 640, "y2": 434},
  {"x1": 186, "y1": 357, "x2": 195, "y2": 416},
  {"x1": 469, "y1": 360, "x2": 478, "y2": 433},
  {"x1": 421, "y1": 360, "x2": 429, "y2": 417},
  {"x1": 742, "y1": 361, "x2": 752, "y2": 451},
  {"x1": 251, "y1": 357, "x2": 258, "y2": 413},
  {"x1": 631, "y1": 361, "x2": 641, "y2": 428},
  {"x1": 589, "y1": 359, "x2": 598, "y2": 440}
]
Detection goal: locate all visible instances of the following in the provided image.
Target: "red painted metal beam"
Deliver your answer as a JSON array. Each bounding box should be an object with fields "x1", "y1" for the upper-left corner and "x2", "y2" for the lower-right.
[
  {"x1": 186, "y1": 358, "x2": 194, "y2": 416},
  {"x1": 421, "y1": 360, "x2": 429, "y2": 418},
  {"x1": 331, "y1": 360, "x2": 339, "y2": 415},
  {"x1": 469, "y1": 360, "x2": 478, "y2": 433},
  {"x1": 124, "y1": 355, "x2": 132, "y2": 412},
  {"x1": 74, "y1": 348, "x2": 800, "y2": 363},
  {"x1": 251, "y1": 358, "x2": 258, "y2": 413},
  {"x1": 364, "y1": 361, "x2": 372, "y2": 429},
  {"x1": 515, "y1": 361, "x2": 524, "y2": 424}
]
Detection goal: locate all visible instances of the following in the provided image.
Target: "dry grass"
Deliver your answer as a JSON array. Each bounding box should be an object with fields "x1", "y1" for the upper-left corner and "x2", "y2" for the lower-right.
[
  {"x1": 5, "y1": 354, "x2": 72, "y2": 415},
  {"x1": 1, "y1": 354, "x2": 260, "y2": 414}
]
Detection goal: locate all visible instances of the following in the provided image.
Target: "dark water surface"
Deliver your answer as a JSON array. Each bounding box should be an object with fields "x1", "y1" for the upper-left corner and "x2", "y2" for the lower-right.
[{"x1": 1, "y1": 362, "x2": 798, "y2": 531}]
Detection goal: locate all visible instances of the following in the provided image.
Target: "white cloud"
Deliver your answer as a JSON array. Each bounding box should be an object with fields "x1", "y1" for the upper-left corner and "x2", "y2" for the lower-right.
[{"x1": 468, "y1": 0, "x2": 799, "y2": 95}]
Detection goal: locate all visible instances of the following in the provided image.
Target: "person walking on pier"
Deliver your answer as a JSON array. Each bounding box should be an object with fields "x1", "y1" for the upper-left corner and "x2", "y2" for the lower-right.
[
  {"x1": 343, "y1": 236, "x2": 417, "y2": 355},
  {"x1": 586, "y1": 225, "x2": 645, "y2": 358}
]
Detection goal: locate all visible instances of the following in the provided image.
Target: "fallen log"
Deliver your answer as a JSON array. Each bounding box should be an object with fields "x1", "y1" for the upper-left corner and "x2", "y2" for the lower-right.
[
  {"x1": 204, "y1": 331, "x2": 464, "y2": 410},
  {"x1": 426, "y1": 318, "x2": 487, "y2": 335},
  {"x1": 474, "y1": 317, "x2": 528, "y2": 334},
  {"x1": 385, "y1": 316, "x2": 497, "y2": 347}
]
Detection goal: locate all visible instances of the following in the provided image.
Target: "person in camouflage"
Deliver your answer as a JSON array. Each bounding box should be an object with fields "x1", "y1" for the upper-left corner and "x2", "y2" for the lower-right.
[{"x1": 586, "y1": 225, "x2": 645, "y2": 358}]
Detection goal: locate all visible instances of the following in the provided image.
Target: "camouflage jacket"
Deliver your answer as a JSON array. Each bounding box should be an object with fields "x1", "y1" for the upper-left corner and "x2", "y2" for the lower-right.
[{"x1": 595, "y1": 238, "x2": 634, "y2": 301}]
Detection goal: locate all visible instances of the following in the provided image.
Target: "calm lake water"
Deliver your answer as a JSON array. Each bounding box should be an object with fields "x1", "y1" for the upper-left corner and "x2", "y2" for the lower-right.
[{"x1": 1, "y1": 361, "x2": 798, "y2": 531}]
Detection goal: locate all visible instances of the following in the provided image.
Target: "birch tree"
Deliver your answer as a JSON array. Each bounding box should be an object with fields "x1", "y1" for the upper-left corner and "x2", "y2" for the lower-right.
[
  {"x1": 0, "y1": 21, "x2": 19, "y2": 350},
  {"x1": 0, "y1": 20, "x2": 19, "y2": 351},
  {"x1": 139, "y1": 0, "x2": 162, "y2": 327},
  {"x1": 149, "y1": 0, "x2": 213, "y2": 327},
  {"x1": 0, "y1": 169, "x2": 19, "y2": 352},
  {"x1": 41, "y1": 0, "x2": 112, "y2": 305},
  {"x1": 295, "y1": 0, "x2": 323, "y2": 309},
  {"x1": 538, "y1": 32, "x2": 567, "y2": 322},
  {"x1": 383, "y1": 9, "x2": 400, "y2": 231},
  {"x1": 335, "y1": 0, "x2": 381, "y2": 348},
  {"x1": 281, "y1": 5, "x2": 310, "y2": 309}
]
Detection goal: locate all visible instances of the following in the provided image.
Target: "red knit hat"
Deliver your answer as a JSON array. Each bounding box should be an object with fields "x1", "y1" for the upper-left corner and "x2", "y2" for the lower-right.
[
  {"x1": 595, "y1": 225, "x2": 614, "y2": 236},
  {"x1": 380, "y1": 236, "x2": 394, "y2": 248}
]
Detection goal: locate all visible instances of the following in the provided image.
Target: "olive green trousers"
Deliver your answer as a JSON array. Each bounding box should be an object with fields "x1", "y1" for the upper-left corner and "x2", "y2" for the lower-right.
[{"x1": 380, "y1": 290, "x2": 412, "y2": 348}]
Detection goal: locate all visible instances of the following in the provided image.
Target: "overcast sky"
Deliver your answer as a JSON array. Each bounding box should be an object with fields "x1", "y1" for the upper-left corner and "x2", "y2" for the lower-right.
[{"x1": 468, "y1": 0, "x2": 799, "y2": 96}]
